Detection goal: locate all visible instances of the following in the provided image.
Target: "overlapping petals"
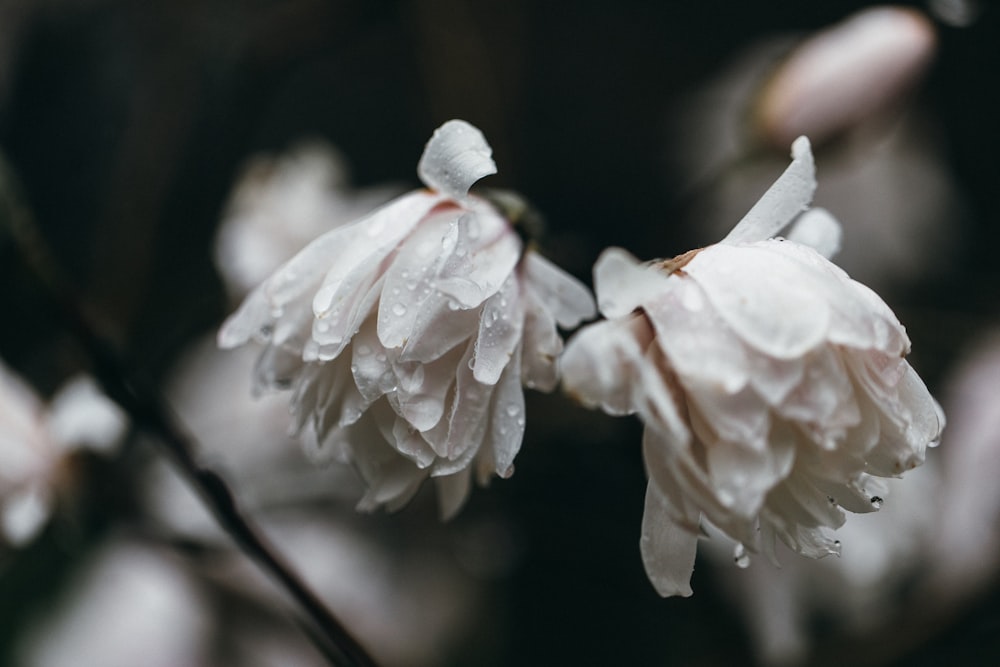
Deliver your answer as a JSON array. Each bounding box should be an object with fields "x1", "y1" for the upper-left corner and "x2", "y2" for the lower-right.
[
  {"x1": 562, "y1": 136, "x2": 943, "y2": 596},
  {"x1": 219, "y1": 120, "x2": 595, "y2": 517}
]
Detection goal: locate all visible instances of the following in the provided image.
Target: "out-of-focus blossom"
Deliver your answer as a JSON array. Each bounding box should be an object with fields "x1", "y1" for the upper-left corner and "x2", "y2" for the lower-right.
[
  {"x1": 18, "y1": 540, "x2": 212, "y2": 667},
  {"x1": 671, "y1": 6, "x2": 958, "y2": 294},
  {"x1": 754, "y1": 7, "x2": 936, "y2": 149},
  {"x1": 0, "y1": 363, "x2": 126, "y2": 545},
  {"x1": 219, "y1": 119, "x2": 595, "y2": 518},
  {"x1": 215, "y1": 142, "x2": 402, "y2": 299},
  {"x1": 926, "y1": 330, "x2": 1000, "y2": 601},
  {"x1": 562, "y1": 137, "x2": 944, "y2": 597}
]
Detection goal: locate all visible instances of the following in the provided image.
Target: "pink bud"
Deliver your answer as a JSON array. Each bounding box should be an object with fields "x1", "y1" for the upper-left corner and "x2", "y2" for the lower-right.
[{"x1": 756, "y1": 7, "x2": 937, "y2": 148}]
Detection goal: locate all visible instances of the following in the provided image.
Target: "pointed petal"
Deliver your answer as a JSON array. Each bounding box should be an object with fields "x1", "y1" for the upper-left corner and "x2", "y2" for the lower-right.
[
  {"x1": 722, "y1": 136, "x2": 816, "y2": 244},
  {"x1": 472, "y1": 274, "x2": 525, "y2": 385}
]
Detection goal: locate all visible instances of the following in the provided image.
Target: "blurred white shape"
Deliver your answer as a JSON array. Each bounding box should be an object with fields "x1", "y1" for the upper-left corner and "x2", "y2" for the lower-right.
[
  {"x1": 756, "y1": 7, "x2": 936, "y2": 148},
  {"x1": 19, "y1": 540, "x2": 211, "y2": 667},
  {"x1": 925, "y1": 330, "x2": 1000, "y2": 601},
  {"x1": 46, "y1": 375, "x2": 126, "y2": 454},
  {"x1": 671, "y1": 7, "x2": 960, "y2": 294},
  {"x1": 0, "y1": 364, "x2": 124, "y2": 546},
  {"x1": 215, "y1": 141, "x2": 402, "y2": 299}
]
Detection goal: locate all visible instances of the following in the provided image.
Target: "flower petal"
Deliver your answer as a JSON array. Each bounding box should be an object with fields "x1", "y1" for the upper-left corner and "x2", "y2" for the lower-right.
[
  {"x1": 721, "y1": 136, "x2": 816, "y2": 245},
  {"x1": 640, "y1": 482, "x2": 698, "y2": 597},
  {"x1": 417, "y1": 120, "x2": 497, "y2": 200},
  {"x1": 521, "y1": 251, "x2": 597, "y2": 327},
  {"x1": 785, "y1": 207, "x2": 842, "y2": 259},
  {"x1": 472, "y1": 274, "x2": 525, "y2": 385}
]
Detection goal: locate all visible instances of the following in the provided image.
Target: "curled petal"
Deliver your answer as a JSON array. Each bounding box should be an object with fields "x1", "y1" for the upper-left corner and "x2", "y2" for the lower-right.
[{"x1": 417, "y1": 119, "x2": 497, "y2": 200}]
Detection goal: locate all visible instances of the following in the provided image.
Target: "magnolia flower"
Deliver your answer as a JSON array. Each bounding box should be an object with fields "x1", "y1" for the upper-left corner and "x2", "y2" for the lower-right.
[
  {"x1": 562, "y1": 136, "x2": 944, "y2": 597},
  {"x1": 219, "y1": 120, "x2": 595, "y2": 518}
]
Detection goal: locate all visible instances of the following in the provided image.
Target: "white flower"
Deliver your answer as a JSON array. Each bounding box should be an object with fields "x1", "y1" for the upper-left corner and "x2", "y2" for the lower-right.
[
  {"x1": 562, "y1": 136, "x2": 944, "y2": 597},
  {"x1": 219, "y1": 120, "x2": 595, "y2": 518},
  {"x1": 0, "y1": 363, "x2": 126, "y2": 546}
]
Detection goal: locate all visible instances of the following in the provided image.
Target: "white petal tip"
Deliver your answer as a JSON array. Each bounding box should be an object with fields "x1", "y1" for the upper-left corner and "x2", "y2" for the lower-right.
[{"x1": 417, "y1": 120, "x2": 497, "y2": 200}]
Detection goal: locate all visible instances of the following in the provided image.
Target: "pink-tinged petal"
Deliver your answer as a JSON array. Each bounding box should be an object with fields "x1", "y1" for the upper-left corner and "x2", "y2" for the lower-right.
[
  {"x1": 755, "y1": 7, "x2": 936, "y2": 148},
  {"x1": 486, "y1": 351, "x2": 526, "y2": 478},
  {"x1": 640, "y1": 482, "x2": 698, "y2": 597},
  {"x1": 685, "y1": 243, "x2": 831, "y2": 359},
  {"x1": 593, "y1": 247, "x2": 666, "y2": 319},
  {"x1": 785, "y1": 208, "x2": 843, "y2": 259},
  {"x1": 472, "y1": 274, "x2": 524, "y2": 385},
  {"x1": 417, "y1": 120, "x2": 497, "y2": 200},
  {"x1": 521, "y1": 251, "x2": 597, "y2": 327},
  {"x1": 722, "y1": 136, "x2": 816, "y2": 245}
]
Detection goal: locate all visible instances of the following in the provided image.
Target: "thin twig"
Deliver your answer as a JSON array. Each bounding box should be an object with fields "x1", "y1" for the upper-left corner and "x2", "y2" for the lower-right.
[{"x1": 0, "y1": 156, "x2": 378, "y2": 667}]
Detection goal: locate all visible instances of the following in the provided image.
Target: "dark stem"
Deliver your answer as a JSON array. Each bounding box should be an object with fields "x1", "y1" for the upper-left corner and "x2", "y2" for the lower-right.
[{"x1": 0, "y1": 157, "x2": 378, "y2": 667}]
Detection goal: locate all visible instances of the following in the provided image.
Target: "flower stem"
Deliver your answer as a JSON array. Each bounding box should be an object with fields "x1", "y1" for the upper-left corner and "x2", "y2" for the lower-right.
[{"x1": 0, "y1": 156, "x2": 378, "y2": 667}]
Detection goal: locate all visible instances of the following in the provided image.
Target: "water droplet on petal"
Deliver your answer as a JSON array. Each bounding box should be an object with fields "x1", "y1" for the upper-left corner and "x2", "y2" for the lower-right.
[
  {"x1": 392, "y1": 303, "x2": 408, "y2": 316},
  {"x1": 505, "y1": 403, "x2": 520, "y2": 417},
  {"x1": 356, "y1": 344, "x2": 372, "y2": 356},
  {"x1": 734, "y1": 543, "x2": 750, "y2": 569},
  {"x1": 870, "y1": 496, "x2": 883, "y2": 509}
]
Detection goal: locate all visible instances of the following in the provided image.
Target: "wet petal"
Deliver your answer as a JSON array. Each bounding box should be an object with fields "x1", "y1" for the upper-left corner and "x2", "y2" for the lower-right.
[
  {"x1": 417, "y1": 120, "x2": 497, "y2": 200},
  {"x1": 521, "y1": 251, "x2": 597, "y2": 327}
]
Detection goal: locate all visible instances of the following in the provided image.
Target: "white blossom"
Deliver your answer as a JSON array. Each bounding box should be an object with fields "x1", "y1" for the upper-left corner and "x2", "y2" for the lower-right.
[
  {"x1": 0, "y1": 363, "x2": 126, "y2": 546},
  {"x1": 219, "y1": 120, "x2": 595, "y2": 518},
  {"x1": 562, "y1": 136, "x2": 944, "y2": 597}
]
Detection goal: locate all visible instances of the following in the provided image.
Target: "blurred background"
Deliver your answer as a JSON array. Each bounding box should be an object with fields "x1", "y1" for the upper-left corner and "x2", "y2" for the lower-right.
[{"x1": 0, "y1": 0, "x2": 998, "y2": 665}]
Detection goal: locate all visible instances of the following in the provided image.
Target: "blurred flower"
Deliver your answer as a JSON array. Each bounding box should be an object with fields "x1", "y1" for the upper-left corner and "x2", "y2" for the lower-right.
[
  {"x1": 17, "y1": 539, "x2": 211, "y2": 667},
  {"x1": 562, "y1": 137, "x2": 944, "y2": 597},
  {"x1": 0, "y1": 362, "x2": 125, "y2": 546},
  {"x1": 215, "y1": 141, "x2": 402, "y2": 299},
  {"x1": 754, "y1": 7, "x2": 936, "y2": 149},
  {"x1": 671, "y1": 6, "x2": 958, "y2": 294},
  {"x1": 219, "y1": 119, "x2": 595, "y2": 518}
]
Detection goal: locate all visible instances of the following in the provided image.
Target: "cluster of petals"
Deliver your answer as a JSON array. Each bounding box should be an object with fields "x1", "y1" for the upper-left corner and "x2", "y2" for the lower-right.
[
  {"x1": 561, "y1": 136, "x2": 944, "y2": 596},
  {"x1": 219, "y1": 120, "x2": 595, "y2": 518}
]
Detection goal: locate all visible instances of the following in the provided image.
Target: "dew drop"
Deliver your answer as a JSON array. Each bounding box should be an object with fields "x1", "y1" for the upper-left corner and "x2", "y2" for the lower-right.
[
  {"x1": 356, "y1": 344, "x2": 372, "y2": 356},
  {"x1": 375, "y1": 352, "x2": 388, "y2": 363},
  {"x1": 870, "y1": 496, "x2": 884, "y2": 510},
  {"x1": 405, "y1": 280, "x2": 418, "y2": 291},
  {"x1": 315, "y1": 321, "x2": 330, "y2": 333},
  {"x1": 505, "y1": 403, "x2": 520, "y2": 417},
  {"x1": 733, "y1": 543, "x2": 750, "y2": 569},
  {"x1": 392, "y1": 287, "x2": 401, "y2": 296},
  {"x1": 392, "y1": 303, "x2": 408, "y2": 317},
  {"x1": 447, "y1": 299, "x2": 461, "y2": 311}
]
